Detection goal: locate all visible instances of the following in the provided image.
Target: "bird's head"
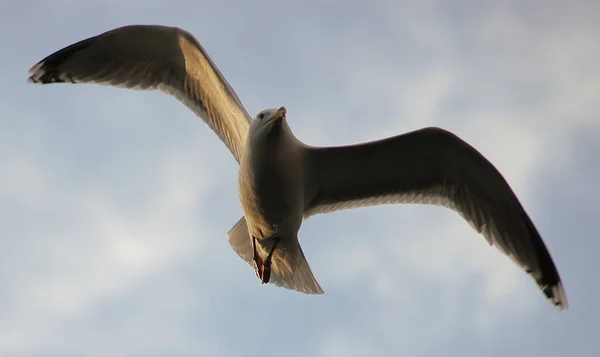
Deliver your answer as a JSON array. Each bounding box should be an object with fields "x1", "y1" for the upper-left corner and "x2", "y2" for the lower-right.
[{"x1": 249, "y1": 106, "x2": 287, "y2": 138}]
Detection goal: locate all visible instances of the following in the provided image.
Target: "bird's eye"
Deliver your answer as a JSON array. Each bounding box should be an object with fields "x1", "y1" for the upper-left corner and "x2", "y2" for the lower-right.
[{"x1": 258, "y1": 113, "x2": 265, "y2": 120}]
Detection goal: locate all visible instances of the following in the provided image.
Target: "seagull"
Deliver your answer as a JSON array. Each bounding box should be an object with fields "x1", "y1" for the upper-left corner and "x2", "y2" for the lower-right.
[{"x1": 28, "y1": 24, "x2": 568, "y2": 310}]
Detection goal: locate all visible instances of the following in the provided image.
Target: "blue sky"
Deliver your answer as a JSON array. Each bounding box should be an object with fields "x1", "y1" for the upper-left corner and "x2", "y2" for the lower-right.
[{"x1": 1, "y1": 0, "x2": 598, "y2": 356}]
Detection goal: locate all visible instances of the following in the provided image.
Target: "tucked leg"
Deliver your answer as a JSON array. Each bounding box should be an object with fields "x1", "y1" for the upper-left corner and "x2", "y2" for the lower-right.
[{"x1": 251, "y1": 236, "x2": 280, "y2": 284}]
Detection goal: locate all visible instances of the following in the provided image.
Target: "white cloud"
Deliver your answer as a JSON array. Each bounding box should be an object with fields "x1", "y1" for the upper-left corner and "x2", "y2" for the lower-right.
[{"x1": 0, "y1": 97, "x2": 232, "y2": 354}]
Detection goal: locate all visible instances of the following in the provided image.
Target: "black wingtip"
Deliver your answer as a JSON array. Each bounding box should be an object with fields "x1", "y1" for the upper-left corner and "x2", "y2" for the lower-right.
[
  {"x1": 27, "y1": 61, "x2": 45, "y2": 83},
  {"x1": 27, "y1": 62, "x2": 73, "y2": 84},
  {"x1": 543, "y1": 281, "x2": 568, "y2": 310},
  {"x1": 27, "y1": 63, "x2": 51, "y2": 84},
  {"x1": 27, "y1": 33, "x2": 97, "y2": 85}
]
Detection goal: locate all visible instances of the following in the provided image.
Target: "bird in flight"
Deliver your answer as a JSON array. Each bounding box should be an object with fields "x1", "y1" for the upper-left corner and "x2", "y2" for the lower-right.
[{"x1": 28, "y1": 24, "x2": 568, "y2": 310}]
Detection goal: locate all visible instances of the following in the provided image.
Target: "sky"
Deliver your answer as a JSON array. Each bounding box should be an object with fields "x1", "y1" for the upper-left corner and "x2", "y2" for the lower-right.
[{"x1": 1, "y1": 0, "x2": 599, "y2": 356}]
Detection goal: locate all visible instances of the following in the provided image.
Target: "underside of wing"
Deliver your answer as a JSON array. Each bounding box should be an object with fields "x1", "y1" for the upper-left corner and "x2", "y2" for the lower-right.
[
  {"x1": 28, "y1": 24, "x2": 251, "y2": 162},
  {"x1": 303, "y1": 127, "x2": 568, "y2": 309}
]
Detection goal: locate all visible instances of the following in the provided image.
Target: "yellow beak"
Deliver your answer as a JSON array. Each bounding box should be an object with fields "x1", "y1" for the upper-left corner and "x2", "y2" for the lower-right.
[{"x1": 273, "y1": 106, "x2": 286, "y2": 120}]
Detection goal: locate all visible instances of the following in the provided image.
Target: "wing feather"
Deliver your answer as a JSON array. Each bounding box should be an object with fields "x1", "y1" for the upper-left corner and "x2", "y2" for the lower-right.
[
  {"x1": 28, "y1": 24, "x2": 250, "y2": 162},
  {"x1": 303, "y1": 126, "x2": 567, "y2": 309}
]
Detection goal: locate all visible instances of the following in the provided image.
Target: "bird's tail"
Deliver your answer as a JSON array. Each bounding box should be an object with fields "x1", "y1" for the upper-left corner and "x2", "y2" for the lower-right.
[{"x1": 227, "y1": 217, "x2": 324, "y2": 294}]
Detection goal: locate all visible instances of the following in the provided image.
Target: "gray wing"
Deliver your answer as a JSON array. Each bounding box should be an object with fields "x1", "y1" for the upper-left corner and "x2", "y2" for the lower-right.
[
  {"x1": 27, "y1": 24, "x2": 251, "y2": 163},
  {"x1": 303, "y1": 126, "x2": 567, "y2": 309}
]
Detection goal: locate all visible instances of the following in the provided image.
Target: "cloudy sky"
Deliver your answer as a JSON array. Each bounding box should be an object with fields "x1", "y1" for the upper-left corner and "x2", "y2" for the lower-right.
[{"x1": 1, "y1": 0, "x2": 599, "y2": 356}]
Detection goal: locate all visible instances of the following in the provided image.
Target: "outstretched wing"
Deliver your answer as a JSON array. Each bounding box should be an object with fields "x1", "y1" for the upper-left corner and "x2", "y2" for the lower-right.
[
  {"x1": 28, "y1": 24, "x2": 251, "y2": 162},
  {"x1": 303, "y1": 127, "x2": 567, "y2": 309}
]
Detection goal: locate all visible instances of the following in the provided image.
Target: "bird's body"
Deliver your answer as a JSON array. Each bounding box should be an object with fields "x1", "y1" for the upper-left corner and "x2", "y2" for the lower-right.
[
  {"x1": 28, "y1": 24, "x2": 568, "y2": 309},
  {"x1": 236, "y1": 108, "x2": 322, "y2": 291},
  {"x1": 239, "y1": 110, "x2": 305, "y2": 240}
]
